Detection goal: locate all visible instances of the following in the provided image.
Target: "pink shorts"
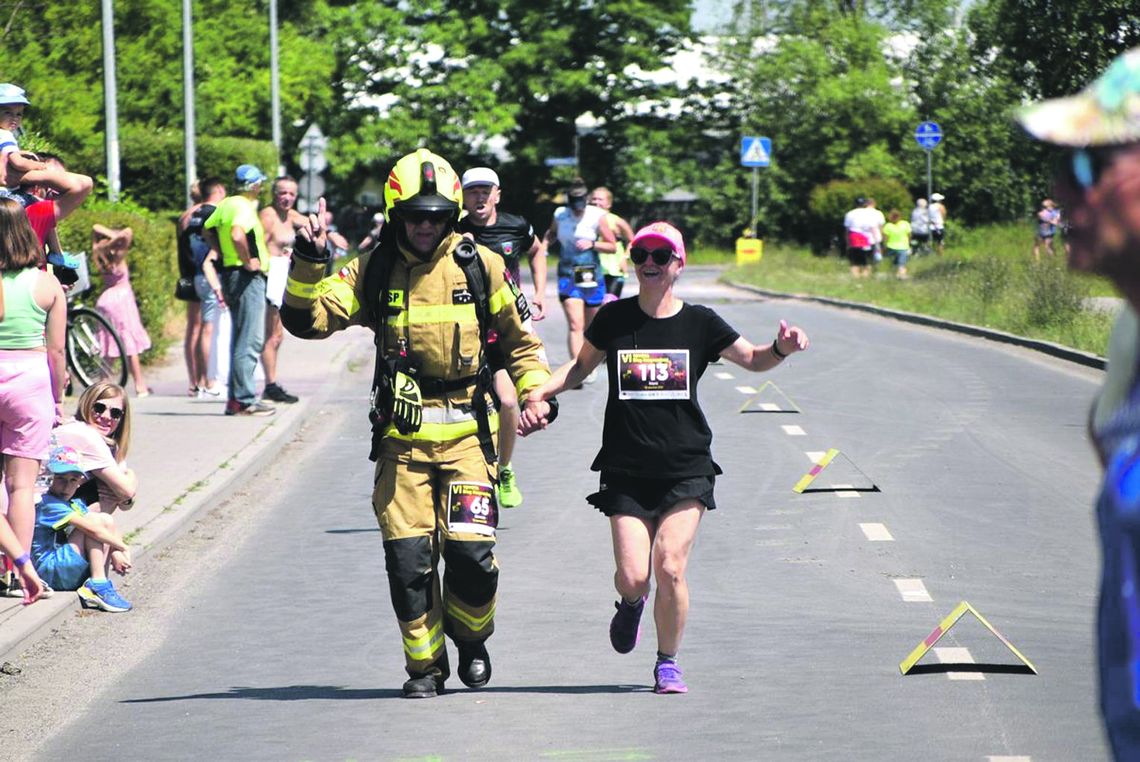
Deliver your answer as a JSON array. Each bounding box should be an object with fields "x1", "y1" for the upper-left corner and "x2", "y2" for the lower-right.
[{"x1": 0, "y1": 350, "x2": 53, "y2": 460}]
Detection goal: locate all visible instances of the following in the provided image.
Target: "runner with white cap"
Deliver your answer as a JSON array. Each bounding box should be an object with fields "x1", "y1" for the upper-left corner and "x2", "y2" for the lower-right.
[{"x1": 457, "y1": 166, "x2": 548, "y2": 508}]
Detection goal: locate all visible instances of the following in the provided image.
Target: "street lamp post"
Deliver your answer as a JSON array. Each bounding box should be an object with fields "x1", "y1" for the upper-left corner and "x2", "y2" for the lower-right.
[
  {"x1": 182, "y1": 0, "x2": 196, "y2": 206},
  {"x1": 101, "y1": 0, "x2": 121, "y2": 202}
]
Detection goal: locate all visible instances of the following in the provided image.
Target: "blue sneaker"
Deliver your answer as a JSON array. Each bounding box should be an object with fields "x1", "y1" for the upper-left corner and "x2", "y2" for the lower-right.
[
  {"x1": 77, "y1": 579, "x2": 132, "y2": 613},
  {"x1": 609, "y1": 596, "x2": 645, "y2": 654}
]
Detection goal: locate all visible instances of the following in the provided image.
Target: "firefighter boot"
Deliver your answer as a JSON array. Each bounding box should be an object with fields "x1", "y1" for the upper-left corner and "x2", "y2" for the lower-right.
[{"x1": 457, "y1": 640, "x2": 492, "y2": 689}]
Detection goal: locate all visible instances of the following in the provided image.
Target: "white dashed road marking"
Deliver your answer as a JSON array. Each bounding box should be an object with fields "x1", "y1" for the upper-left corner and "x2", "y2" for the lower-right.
[
  {"x1": 831, "y1": 484, "x2": 861, "y2": 498},
  {"x1": 758, "y1": 402, "x2": 780, "y2": 411},
  {"x1": 715, "y1": 372, "x2": 734, "y2": 380},
  {"x1": 735, "y1": 385, "x2": 757, "y2": 395},
  {"x1": 894, "y1": 579, "x2": 932, "y2": 602},
  {"x1": 781, "y1": 425, "x2": 806, "y2": 436},
  {"x1": 988, "y1": 757, "x2": 1032, "y2": 761},
  {"x1": 805, "y1": 451, "x2": 826, "y2": 462},
  {"x1": 934, "y1": 647, "x2": 985, "y2": 681},
  {"x1": 859, "y1": 523, "x2": 894, "y2": 541}
]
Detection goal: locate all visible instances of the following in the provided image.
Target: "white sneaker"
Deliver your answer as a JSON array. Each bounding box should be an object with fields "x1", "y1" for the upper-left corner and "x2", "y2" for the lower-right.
[{"x1": 197, "y1": 385, "x2": 224, "y2": 400}]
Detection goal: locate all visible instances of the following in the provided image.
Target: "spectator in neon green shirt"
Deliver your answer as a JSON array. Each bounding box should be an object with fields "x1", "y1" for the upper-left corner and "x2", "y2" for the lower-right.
[{"x1": 882, "y1": 209, "x2": 911, "y2": 279}]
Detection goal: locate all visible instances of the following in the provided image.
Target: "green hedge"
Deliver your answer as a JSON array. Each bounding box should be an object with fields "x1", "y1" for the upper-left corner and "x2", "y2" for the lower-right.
[
  {"x1": 56, "y1": 198, "x2": 178, "y2": 364},
  {"x1": 75, "y1": 127, "x2": 278, "y2": 212}
]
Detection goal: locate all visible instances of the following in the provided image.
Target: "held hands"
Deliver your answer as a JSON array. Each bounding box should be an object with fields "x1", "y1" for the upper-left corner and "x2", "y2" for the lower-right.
[
  {"x1": 530, "y1": 297, "x2": 545, "y2": 321},
  {"x1": 773, "y1": 319, "x2": 810, "y2": 358},
  {"x1": 518, "y1": 395, "x2": 552, "y2": 437},
  {"x1": 292, "y1": 197, "x2": 331, "y2": 263}
]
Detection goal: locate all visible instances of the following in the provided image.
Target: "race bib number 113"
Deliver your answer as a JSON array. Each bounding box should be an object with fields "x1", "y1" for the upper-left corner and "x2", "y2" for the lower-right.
[{"x1": 617, "y1": 349, "x2": 690, "y2": 400}]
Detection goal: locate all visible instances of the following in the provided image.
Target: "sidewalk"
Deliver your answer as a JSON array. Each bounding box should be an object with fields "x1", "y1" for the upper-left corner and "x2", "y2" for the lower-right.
[{"x1": 0, "y1": 327, "x2": 374, "y2": 664}]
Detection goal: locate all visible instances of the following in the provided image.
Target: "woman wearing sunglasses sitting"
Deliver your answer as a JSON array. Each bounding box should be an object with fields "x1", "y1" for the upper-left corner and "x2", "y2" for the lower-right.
[
  {"x1": 521, "y1": 221, "x2": 809, "y2": 694},
  {"x1": 53, "y1": 381, "x2": 137, "y2": 515}
]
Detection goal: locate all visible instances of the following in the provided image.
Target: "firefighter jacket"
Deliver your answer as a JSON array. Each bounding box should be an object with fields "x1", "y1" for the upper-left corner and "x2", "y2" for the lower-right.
[{"x1": 281, "y1": 231, "x2": 551, "y2": 447}]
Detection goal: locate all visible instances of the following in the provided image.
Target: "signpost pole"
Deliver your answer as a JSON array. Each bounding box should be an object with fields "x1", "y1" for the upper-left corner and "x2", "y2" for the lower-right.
[
  {"x1": 926, "y1": 148, "x2": 933, "y2": 240},
  {"x1": 751, "y1": 167, "x2": 758, "y2": 234}
]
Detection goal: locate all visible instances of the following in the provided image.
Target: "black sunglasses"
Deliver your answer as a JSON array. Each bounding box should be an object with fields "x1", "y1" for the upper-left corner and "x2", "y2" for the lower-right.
[
  {"x1": 401, "y1": 209, "x2": 452, "y2": 225},
  {"x1": 92, "y1": 401, "x2": 124, "y2": 420},
  {"x1": 630, "y1": 246, "x2": 677, "y2": 266}
]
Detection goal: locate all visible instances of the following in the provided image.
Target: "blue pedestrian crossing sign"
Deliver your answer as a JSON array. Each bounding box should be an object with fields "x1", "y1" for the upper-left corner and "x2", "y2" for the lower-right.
[
  {"x1": 741, "y1": 136, "x2": 771, "y2": 167},
  {"x1": 914, "y1": 121, "x2": 943, "y2": 150}
]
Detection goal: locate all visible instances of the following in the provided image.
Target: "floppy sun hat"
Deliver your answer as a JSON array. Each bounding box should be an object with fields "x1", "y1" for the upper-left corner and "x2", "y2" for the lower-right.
[
  {"x1": 0, "y1": 83, "x2": 29, "y2": 106},
  {"x1": 235, "y1": 164, "x2": 267, "y2": 188},
  {"x1": 630, "y1": 221, "x2": 687, "y2": 265},
  {"x1": 1018, "y1": 46, "x2": 1140, "y2": 147}
]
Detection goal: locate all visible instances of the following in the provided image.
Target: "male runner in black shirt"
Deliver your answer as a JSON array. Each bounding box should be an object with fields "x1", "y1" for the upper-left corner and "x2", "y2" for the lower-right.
[{"x1": 458, "y1": 167, "x2": 548, "y2": 509}]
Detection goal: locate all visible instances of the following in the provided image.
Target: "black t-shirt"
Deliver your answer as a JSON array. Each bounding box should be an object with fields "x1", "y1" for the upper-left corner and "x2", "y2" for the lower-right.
[
  {"x1": 458, "y1": 212, "x2": 536, "y2": 281},
  {"x1": 584, "y1": 298, "x2": 740, "y2": 478},
  {"x1": 177, "y1": 203, "x2": 216, "y2": 276}
]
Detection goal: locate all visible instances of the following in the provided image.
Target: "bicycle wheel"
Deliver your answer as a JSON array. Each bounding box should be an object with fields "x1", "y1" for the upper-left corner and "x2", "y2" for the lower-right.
[{"x1": 66, "y1": 306, "x2": 128, "y2": 388}]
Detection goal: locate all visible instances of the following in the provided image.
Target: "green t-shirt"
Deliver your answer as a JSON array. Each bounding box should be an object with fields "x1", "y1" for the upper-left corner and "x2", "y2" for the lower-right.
[
  {"x1": 882, "y1": 220, "x2": 911, "y2": 250},
  {"x1": 204, "y1": 195, "x2": 269, "y2": 271}
]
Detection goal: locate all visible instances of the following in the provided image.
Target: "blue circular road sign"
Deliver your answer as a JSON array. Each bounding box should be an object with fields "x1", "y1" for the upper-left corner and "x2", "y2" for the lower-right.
[{"x1": 915, "y1": 121, "x2": 943, "y2": 150}]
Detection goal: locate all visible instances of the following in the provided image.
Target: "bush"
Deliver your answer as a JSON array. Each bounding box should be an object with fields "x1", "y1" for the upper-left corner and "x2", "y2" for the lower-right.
[
  {"x1": 1023, "y1": 259, "x2": 1086, "y2": 328},
  {"x1": 56, "y1": 198, "x2": 179, "y2": 364},
  {"x1": 807, "y1": 177, "x2": 912, "y2": 255}
]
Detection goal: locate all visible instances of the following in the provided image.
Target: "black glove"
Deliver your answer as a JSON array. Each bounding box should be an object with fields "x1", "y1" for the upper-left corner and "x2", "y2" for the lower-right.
[
  {"x1": 292, "y1": 229, "x2": 330, "y2": 264},
  {"x1": 391, "y1": 370, "x2": 423, "y2": 435}
]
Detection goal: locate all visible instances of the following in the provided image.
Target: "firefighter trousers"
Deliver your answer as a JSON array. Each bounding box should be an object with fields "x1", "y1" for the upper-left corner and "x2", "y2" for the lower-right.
[{"x1": 372, "y1": 438, "x2": 500, "y2": 680}]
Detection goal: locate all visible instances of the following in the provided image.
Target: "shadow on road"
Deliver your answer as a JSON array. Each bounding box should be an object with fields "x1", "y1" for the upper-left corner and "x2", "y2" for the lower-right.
[{"x1": 121, "y1": 682, "x2": 648, "y2": 703}]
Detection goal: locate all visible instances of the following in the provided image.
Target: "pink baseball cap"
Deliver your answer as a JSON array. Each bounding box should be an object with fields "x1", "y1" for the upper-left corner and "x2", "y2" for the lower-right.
[{"x1": 630, "y1": 221, "x2": 686, "y2": 265}]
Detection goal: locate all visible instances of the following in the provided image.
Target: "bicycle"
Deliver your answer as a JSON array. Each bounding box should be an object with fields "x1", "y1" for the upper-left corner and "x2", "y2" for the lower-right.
[{"x1": 60, "y1": 251, "x2": 128, "y2": 389}]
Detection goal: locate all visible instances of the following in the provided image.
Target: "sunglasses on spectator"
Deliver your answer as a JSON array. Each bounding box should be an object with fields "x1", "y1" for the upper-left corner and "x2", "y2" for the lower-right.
[
  {"x1": 630, "y1": 246, "x2": 678, "y2": 266},
  {"x1": 92, "y1": 401, "x2": 125, "y2": 420},
  {"x1": 401, "y1": 210, "x2": 452, "y2": 225}
]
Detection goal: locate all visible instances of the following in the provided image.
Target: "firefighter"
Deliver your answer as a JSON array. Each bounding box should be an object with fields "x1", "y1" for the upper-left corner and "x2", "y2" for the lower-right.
[{"x1": 281, "y1": 148, "x2": 557, "y2": 698}]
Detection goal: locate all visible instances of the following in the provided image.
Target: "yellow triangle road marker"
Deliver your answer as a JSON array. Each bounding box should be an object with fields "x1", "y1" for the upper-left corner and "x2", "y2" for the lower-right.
[
  {"x1": 792, "y1": 449, "x2": 839, "y2": 493},
  {"x1": 739, "y1": 380, "x2": 802, "y2": 414},
  {"x1": 899, "y1": 600, "x2": 1037, "y2": 675}
]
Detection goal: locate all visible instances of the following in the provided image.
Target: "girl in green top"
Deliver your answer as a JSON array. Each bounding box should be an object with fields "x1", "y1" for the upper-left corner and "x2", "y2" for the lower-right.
[{"x1": 882, "y1": 209, "x2": 912, "y2": 279}]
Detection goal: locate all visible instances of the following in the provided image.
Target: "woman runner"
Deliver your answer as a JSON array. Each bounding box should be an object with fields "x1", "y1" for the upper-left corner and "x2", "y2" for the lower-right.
[{"x1": 522, "y1": 221, "x2": 809, "y2": 693}]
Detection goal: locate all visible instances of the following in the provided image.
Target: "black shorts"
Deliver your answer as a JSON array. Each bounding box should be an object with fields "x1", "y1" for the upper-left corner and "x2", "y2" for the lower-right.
[
  {"x1": 932, "y1": 228, "x2": 945, "y2": 242},
  {"x1": 587, "y1": 472, "x2": 717, "y2": 520},
  {"x1": 911, "y1": 231, "x2": 930, "y2": 243},
  {"x1": 847, "y1": 246, "x2": 872, "y2": 267}
]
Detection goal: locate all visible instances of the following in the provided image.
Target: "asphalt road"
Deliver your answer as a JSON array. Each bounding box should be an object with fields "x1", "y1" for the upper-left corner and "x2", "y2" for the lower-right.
[{"x1": 19, "y1": 267, "x2": 1111, "y2": 761}]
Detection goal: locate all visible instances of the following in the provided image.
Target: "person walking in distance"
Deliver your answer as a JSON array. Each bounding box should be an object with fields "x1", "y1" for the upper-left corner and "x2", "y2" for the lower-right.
[
  {"x1": 180, "y1": 177, "x2": 227, "y2": 399},
  {"x1": 1033, "y1": 198, "x2": 1062, "y2": 261},
  {"x1": 522, "y1": 221, "x2": 809, "y2": 694},
  {"x1": 281, "y1": 149, "x2": 556, "y2": 699},
  {"x1": 458, "y1": 166, "x2": 548, "y2": 509},
  {"x1": 259, "y1": 176, "x2": 305, "y2": 404},
  {"x1": 205, "y1": 164, "x2": 275, "y2": 417}
]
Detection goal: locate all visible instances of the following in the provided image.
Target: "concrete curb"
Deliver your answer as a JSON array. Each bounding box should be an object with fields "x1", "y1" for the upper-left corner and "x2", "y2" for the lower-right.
[
  {"x1": 727, "y1": 280, "x2": 1108, "y2": 370},
  {"x1": 0, "y1": 333, "x2": 373, "y2": 665}
]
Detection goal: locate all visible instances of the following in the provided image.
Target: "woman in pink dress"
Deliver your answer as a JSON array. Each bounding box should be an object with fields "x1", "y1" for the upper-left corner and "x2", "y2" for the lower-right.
[{"x1": 91, "y1": 224, "x2": 151, "y2": 397}]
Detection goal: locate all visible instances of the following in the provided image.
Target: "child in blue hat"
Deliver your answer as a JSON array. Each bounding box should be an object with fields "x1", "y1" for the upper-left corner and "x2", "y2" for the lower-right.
[{"x1": 31, "y1": 445, "x2": 133, "y2": 612}]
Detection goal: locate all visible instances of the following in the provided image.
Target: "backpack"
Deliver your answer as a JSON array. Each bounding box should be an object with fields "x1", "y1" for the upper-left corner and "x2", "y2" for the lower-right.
[{"x1": 181, "y1": 203, "x2": 216, "y2": 271}]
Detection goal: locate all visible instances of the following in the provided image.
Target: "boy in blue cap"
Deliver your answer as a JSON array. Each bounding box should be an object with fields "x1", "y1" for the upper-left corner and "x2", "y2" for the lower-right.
[{"x1": 32, "y1": 445, "x2": 133, "y2": 612}]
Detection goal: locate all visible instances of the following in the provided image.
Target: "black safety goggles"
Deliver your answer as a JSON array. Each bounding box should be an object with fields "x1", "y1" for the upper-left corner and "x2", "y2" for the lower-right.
[
  {"x1": 629, "y1": 246, "x2": 677, "y2": 266},
  {"x1": 401, "y1": 209, "x2": 452, "y2": 225}
]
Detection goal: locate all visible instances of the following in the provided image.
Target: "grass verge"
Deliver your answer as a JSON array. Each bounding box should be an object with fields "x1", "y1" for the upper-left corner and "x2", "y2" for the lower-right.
[{"x1": 707, "y1": 224, "x2": 1118, "y2": 357}]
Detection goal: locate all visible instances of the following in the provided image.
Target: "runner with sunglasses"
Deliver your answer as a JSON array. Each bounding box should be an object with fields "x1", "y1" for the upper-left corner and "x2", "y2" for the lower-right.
[
  {"x1": 1020, "y1": 45, "x2": 1140, "y2": 758},
  {"x1": 521, "y1": 221, "x2": 809, "y2": 694},
  {"x1": 543, "y1": 179, "x2": 617, "y2": 383}
]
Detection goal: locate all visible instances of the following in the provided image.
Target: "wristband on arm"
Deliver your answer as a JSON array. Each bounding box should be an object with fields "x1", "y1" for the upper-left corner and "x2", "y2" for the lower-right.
[
  {"x1": 13, "y1": 553, "x2": 31, "y2": 567},
  {"x1": 770, "y1": 341, "x2": 788, "y2": 360}
]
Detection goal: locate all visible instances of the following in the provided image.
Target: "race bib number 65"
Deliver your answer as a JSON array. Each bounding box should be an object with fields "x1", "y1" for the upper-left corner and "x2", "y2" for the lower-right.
[
  {"x1": 617, "y1": 349, "x2": 690, "y2": 400},
  {"x1": 448, "y1": 481, "x2": 498, "y2": 536}
]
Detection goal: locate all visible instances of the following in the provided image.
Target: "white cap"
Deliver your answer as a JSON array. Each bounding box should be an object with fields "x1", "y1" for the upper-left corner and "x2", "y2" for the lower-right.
[
  {"x1": 461, "y1": 167, "x2": 500, "y2": 189},
  {"x1": 930, "y1": 192, "x2": 945, "y2": 201}
]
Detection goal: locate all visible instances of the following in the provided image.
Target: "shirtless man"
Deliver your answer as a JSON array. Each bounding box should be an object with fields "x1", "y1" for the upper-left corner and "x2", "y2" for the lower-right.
[{"x1": 259, "y1": 176, "x2": 305, "y2": 404}]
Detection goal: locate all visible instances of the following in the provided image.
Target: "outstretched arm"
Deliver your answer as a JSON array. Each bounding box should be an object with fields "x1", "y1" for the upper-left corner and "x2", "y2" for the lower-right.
[{"x1": 719, "y1": 319, "x2": 809, "y2": 372}]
